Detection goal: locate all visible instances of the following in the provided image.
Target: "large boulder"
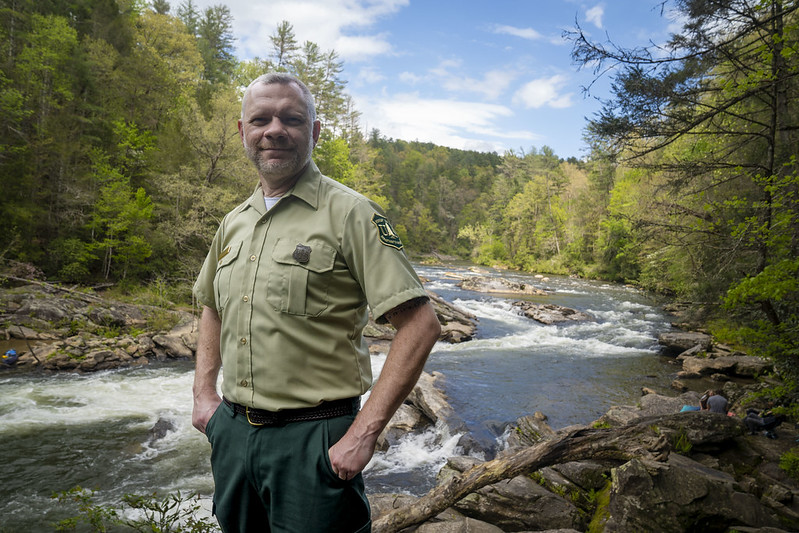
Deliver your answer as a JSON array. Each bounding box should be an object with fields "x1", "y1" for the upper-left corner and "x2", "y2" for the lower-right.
[
  {"x1": 152, "y1": 333, "x2": 194, "y2": 359},
  {"x1": 503, "y1": 412, "x2": 557, "y2": 451},
  {"x1": 511, "y1": 302, "x2": 593, "y2": 325},
  {"x1": 658, "y1": 331, "x2": 712, "y2": 354},
  {"x1": 365, "y1": 290, "x2": 477, "y2": 346},
  {"x1": 680, "y1": 354, "x2": 772, "y2": 379},
  {"x1": 457, "y1": 276, "x2": 547, "y2": 296},
  {"x1": 15, "y1": 297, "x2": 71, "y2": 322},
  {"x1": 439, "y1": 455, "x2": 583, "y2": 531},
  {"x1": 605, "y1": 454, "x2": 783, "y2": 532}
]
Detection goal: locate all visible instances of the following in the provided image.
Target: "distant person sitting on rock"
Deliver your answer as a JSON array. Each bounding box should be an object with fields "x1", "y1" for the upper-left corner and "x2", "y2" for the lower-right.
[
  {"x1": 744, "y1": 408, "x2": 785, "y2": 439},
  {"x1": 2, "y1": 349, "x2": 18, "y2": 366},
  {"x1": 703, "y1": 390, "x2": 728, "y2": 414},
  {"x1": 699, "y1": 390, "x2": 710, "y2": 410}
]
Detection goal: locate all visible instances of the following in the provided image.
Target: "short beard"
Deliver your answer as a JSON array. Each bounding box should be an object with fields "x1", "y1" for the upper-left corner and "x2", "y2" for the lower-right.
[{"x1": 245, "y1": 138, "x2": 314, "y2": 180}]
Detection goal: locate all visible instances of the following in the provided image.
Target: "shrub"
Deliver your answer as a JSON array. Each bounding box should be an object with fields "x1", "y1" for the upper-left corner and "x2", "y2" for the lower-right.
[{"x1": 780, "y1": 447, "x2": 799, "y2": 481}]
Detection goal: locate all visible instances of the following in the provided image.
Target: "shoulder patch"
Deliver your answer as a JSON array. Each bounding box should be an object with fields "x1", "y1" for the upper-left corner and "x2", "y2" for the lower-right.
[{"x1": 371, "y1": 213, "x2": 403, "y2": 250}]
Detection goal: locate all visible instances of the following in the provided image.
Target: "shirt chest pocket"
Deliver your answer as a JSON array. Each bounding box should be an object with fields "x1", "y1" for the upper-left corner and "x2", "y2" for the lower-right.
[
  {"x1": 267, "y1": 238, "x2": 336, "y2": 316},
  {"x1": 214, "y1": 241, "x2": 242, "y2": 312}
]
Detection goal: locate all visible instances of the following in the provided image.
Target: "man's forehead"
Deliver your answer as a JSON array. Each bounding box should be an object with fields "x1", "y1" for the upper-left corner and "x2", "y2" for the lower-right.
[{"x1": 245, "y1": 83, "x2": 307, "y2": 114}]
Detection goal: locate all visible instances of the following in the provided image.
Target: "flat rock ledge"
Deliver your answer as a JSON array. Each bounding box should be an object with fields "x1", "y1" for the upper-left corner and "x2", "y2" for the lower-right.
[
  {"x1": 511, "y1": 301, "x2": 593, "y2": 325},
  {"x1": 457, "y1": 275, "x2": 547, "y2": 296},
  {"x1": 1, "y1": 283, "x2": 476, "y2": 373},
  {"x1": 658, "y1": 330, "x2": 774, "y2": 389}
]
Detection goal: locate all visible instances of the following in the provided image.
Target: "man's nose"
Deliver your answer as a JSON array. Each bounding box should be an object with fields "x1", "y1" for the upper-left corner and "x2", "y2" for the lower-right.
[{"x1": 264, "y1": 118, "x2": 288, "y2": 139}]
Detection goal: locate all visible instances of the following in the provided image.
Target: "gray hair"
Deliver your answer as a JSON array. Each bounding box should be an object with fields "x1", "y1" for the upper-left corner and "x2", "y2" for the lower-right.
[{"x1": 241, "y1": 73, "x2": 317, "y2": 122}]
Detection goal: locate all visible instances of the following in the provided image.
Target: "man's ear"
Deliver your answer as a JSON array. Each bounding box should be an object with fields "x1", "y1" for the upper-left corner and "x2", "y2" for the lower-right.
[
  {"x1": 237, "y1": 119, "x2": 245, "y2": 146},
  {"x1": 312, "y1": 120, "x2": 321, "y2": 147}
]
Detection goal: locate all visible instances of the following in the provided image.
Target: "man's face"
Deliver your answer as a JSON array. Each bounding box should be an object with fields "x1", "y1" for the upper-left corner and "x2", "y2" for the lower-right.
[{"x1": 238, "y1": 82, "x2": 321, "y2": 190}]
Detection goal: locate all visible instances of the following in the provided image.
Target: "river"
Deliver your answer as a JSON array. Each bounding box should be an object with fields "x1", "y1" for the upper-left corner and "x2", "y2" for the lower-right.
[{"x1": 0, "y1": 265, "x2": 676, "y2": 532}]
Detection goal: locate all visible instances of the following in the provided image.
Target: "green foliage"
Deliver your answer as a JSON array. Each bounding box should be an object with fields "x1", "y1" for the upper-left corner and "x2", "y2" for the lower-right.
[
  {"x1": 672, "y1": 426, "x2": 693, "y2": 455},
  {"x1": 315, "y1": 136, "x2": 354, "y2": 184},
  {"x1": 723, "y1": 257, "x2": 799, "y2": 384},
  {"x1": 780, "y1": 447, "x2": 799, "y2": 481},
  {"x1": 587, "y1": 481, "x2": 612, "y2": 533},
  {"x1": 121, "y1": 492, "x2": 218, "y2": 533},
  {"x1": 725, "y1": 258, "x2": 799, "y2": 310},
  {"x1": 739, "y1": 383, "x2": 799, "y2": 421},
  {"x1": 53, "y1": 487, "x2": 118, "y2": 532},
  {"x1": 53, "y1": 487, "x2": 219, "y2": 532}
]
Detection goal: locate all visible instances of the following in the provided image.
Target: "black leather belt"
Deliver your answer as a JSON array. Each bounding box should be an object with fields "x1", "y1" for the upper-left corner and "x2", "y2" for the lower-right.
[{"x1": 223, "y1": 396, "x2": 359, "y2": 426}]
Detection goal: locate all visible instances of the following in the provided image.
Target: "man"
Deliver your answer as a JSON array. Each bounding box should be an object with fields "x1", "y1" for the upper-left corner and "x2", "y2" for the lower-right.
[
  {"x1": 191, "y1": 72, "x2": 440, "y2": 533},
  {"x1": 706, "y1": 390, "x2": 728, "y2": 414}
]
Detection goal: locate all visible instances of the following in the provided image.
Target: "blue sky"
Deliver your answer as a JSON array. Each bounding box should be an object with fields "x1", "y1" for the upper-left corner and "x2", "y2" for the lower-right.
[{"x1": 183, "y1": 0, "x2": 683, "y2": 159}]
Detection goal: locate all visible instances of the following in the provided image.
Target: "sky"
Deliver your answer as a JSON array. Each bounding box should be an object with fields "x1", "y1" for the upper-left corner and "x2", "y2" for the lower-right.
[{"x1": 182, "y1": 0, "x2": 683, "y2": 159}]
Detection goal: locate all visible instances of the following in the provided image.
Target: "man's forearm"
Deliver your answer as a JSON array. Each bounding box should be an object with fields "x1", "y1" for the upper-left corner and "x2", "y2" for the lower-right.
[
  {"x1": 359, "y1": 301, "x2": 440, "y2": 433},
  {"x1": 192, "y1": 305, "x2": 223, "y2": 433},
  {"x1": 328, "y1": 301, "x2": 440, "y2": 479}
]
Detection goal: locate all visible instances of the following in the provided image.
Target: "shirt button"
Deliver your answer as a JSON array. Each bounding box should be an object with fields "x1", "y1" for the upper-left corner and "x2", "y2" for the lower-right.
[
  {"x1": 240, "y1": 338, "x2": 247, "y2": 345},
  {"x1": 243, "y1": 295, "x2": 249, "y2": 302},
  {"x1": 241, "y1": 379, "x2": 248, "y2": 387},
  {"x1": 249, "y1": 255, "x2": 256, "y2": 261}
]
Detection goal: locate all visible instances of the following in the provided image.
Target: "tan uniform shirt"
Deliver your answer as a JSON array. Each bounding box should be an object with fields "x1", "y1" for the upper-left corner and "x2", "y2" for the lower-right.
[{"x1": 194, "y1": 163, "x2": 428, "y2": 411}]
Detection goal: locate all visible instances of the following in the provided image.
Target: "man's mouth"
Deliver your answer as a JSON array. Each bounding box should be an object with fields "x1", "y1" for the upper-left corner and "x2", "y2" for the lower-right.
[{"x1": 259, "y1": 145, "x2": 293, "y2": 152}]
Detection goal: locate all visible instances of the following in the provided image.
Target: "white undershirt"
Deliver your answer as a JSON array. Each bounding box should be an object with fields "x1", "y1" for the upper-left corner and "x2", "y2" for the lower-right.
[{"x1": 264, "y1": 196, "x2": 281, "y2": 211}]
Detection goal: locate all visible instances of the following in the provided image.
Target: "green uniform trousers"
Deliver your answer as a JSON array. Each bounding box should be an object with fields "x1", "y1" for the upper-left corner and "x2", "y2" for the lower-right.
[{"x1": 205, "y1": 401, "x2": 371, "y2": 532}]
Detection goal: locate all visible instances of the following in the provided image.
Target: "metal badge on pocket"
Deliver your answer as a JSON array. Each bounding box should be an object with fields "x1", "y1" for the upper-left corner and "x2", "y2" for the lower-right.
[{"x1": 292, "y1": 243, "x2": 311, "y2": 264}]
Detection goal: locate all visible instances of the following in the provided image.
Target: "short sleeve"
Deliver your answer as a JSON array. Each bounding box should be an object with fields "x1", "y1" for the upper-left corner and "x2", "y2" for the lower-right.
[
  {"x1": 340, "y1": 200, "x2": 428, "y2": 322},
  {"x1": 193, "y1": 223, "x2": 226, "y2": 309}
]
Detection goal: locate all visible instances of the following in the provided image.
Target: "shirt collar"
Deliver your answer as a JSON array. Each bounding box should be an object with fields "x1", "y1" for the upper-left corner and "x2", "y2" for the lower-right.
[{"x1": 239, "y1": 161, "x2": 322, "y2": 215}]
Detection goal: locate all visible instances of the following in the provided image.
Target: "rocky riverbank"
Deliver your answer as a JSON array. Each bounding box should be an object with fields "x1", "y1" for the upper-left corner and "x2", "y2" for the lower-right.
[
  {"x1": 371, "y1": 374, "x2": 799, "y2": 532},
  {"x1": 364, "y1": 306, "x2": 799, "y2": 532},
  {"x1": 0, "y1": 280, "x2": 478, "y2": 373}
]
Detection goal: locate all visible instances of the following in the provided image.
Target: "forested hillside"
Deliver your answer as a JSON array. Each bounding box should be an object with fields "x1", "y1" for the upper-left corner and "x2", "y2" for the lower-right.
[
  {"x1": 1, "y1": 1, "x2": 797, "y2": 390},
  {"x1": 0, "y1": 0, "x2": 592, "y2": 283}
]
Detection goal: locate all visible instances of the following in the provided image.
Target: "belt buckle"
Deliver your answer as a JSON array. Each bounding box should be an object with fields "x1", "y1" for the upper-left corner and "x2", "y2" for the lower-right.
[{"x1": 246, "y1": 406, "x2": 267, "y2": 426}]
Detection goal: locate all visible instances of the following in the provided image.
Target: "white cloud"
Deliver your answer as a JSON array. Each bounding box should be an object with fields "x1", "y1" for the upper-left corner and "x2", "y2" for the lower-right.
[
  {"x1": 492, "y1": 24, "x2": 544, "y2": 41},
  {"x1": 354, "y1": 67, "x2": 386, "y2": 86},
  {"x1": 192, "y1": 0, "x2": 409, "y2": 62},
  {"x1": 586, "y1": 5, "x2": 605, "y2": 29},
  {"x1": 514, "y1": 75, "x2": 574, "y2": 109},
  {"x1": 429, "y1": 60, "x2": 516, "y2": 100},
  {"x1": 492, "y1": 23, "x2": 565, "y2": 45},
  {"x1": 399, "y1": 71, "x2": 423, "y2": 84},
  {"x1": 335, "y1": 34, "x2": 394, "y2": 61},
  {"x1": 354, "y1": 92, "x2": 540, "y2": 151}
]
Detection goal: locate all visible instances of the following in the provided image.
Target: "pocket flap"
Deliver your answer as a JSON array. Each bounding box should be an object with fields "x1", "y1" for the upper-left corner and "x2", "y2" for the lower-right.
[
  {"x1": 272, "y1": 238, "x2": 335, "y2": 273},
  {"x1": 217, "y1": 241, "x2": 242, "y2": 269}
]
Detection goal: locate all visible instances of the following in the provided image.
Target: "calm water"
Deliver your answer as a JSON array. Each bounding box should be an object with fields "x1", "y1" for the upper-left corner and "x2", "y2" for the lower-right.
[{"x1": 0, "y1": 265, "x2": 676, "y2": 531}]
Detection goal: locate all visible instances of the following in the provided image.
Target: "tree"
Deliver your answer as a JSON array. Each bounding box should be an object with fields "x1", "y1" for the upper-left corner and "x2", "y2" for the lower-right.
[
  {"x1": 176, "y1": 0, "x2": 199, "y2": 35},
  {"x1": 292, "y1": 41, "x2": 347, "y2": 133},
  {"x1": 270, "y1": 20, "x2": 299, "y2": 69},
  {"x1": 197, "y1": 4, "x2": 236, "y2": 86},
  {"x1": 571, "y1": 0, "x2": 799, "y2": 288},
  {"x1": 86, "y1": 148, "x2": 154, "y2": 280},
  {"x1": 151, "y1": 0, "x2": 170, "y2": 14},
  {"x1": 570, "y1": 0, "x2": 799, "y2": 378}
]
